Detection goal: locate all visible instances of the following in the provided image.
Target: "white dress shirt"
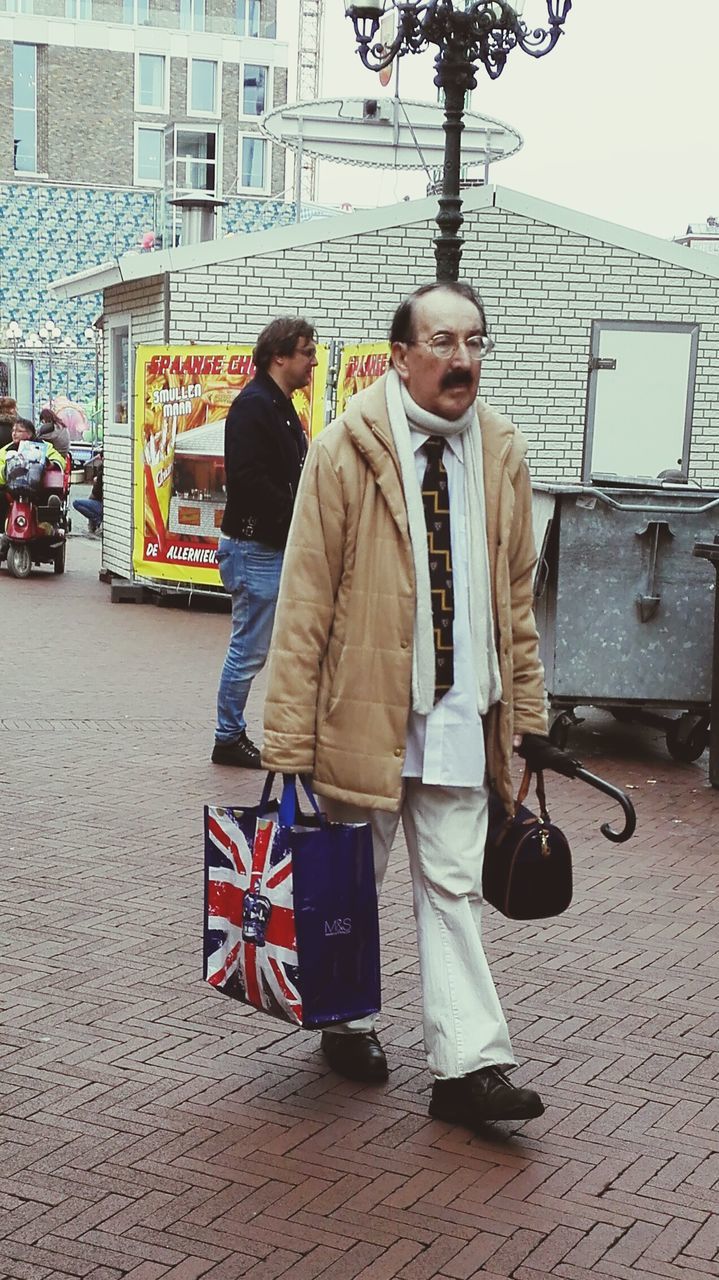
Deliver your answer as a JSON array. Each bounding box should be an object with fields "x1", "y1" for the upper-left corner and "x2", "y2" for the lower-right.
[{"x1": 403, "y1": 431, "x2": 487, "y2": 788}]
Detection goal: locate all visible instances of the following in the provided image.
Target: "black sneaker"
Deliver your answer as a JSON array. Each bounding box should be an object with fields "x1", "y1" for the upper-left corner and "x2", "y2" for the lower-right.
[{"x1": 211, "y1": 731, "x2": 262, "y2": 769}]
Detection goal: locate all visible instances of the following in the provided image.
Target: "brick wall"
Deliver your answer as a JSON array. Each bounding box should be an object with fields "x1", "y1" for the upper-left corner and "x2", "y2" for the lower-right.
[
  {"x1": 168, "y1": 56, "x2": 187, "y2": 122},
  {"x1": 270, "y1": 65, "x2": 287, "y2": 195},
  {"x1": 49, "y1": 48, "x2": 135, "y2": 186},
  {"x1": 97, "y1": 196, "x2": 719, "y2": 579},
  {"x1": 166, "y1": 205, "x2": 719, "y2": 486},
  {"x1": 0, "y1": 44, "x2": 15, "y2": 183},
  {"x1": 102, "y1": 277, "x2": 166, "y2": 580}
]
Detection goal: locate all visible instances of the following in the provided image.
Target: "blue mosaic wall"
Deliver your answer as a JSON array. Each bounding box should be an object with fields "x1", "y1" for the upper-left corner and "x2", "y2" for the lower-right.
[
  {"x1": 0, "y1": 182, "x2": 297, "y2": 427},
  {"x1": 224, "y1": 196, "x2": 296, "y2": 237}
]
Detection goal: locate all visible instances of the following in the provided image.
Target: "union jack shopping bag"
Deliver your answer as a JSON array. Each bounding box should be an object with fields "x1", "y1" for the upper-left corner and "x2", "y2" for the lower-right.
[{"x1": 203, "y1": 773, "x2": 381, "y2": 1028}]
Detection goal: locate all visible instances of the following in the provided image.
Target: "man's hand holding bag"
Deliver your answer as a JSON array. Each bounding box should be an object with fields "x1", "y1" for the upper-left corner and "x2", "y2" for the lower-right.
[{"x1": 204, "y1": 773, "x2": 381, "y2": 1028}]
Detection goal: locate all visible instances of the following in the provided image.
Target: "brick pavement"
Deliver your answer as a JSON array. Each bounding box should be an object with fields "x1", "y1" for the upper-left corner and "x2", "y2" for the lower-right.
[{"x1": 1, "y1": 538, "x2": 717, "y2": 1280}]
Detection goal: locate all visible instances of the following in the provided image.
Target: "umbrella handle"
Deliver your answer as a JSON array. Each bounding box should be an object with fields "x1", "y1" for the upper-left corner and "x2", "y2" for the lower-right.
[{"x1": 574, "y1": 766, "x2": 636, "y2": 843}]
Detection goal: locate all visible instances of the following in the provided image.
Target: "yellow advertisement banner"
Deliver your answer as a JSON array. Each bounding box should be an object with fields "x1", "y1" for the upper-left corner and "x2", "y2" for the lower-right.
[
  {"x1": 336, "y1": 342, "x2": 390, "y2": 417},
  {"x1": 132, "y1": 343, "x2": 329, "y2": 585}
]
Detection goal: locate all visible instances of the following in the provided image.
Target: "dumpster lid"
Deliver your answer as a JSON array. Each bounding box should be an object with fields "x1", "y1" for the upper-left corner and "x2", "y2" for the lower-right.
[{"x1": 533, "y1": 481, "x2": 719, "y2": 516}]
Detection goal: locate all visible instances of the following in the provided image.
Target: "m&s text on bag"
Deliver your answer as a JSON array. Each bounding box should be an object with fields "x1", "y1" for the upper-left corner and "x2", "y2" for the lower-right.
[{"x1": 324, "y1": 918, "x2": 352, "y2": 936}]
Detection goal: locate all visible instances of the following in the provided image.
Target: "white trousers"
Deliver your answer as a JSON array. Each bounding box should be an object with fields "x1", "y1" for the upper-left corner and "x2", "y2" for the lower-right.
[{"x1": 324, "y1": 780, "x2": 515, "y2": 1080}]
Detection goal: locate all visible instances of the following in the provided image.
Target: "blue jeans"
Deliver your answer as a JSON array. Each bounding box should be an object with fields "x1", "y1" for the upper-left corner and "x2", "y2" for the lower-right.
[
  {"x1": 73, "y1": 497, "x2": 103, "y2": 529},
  {"x1": 215, "y1": 536, "x2": 284, "y2": 743}
]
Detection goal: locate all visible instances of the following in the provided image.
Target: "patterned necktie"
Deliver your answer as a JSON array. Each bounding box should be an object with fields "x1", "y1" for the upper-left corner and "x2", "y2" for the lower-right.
[{"x1": 421, "y1": 435, "x2": 454, "y2": 703}]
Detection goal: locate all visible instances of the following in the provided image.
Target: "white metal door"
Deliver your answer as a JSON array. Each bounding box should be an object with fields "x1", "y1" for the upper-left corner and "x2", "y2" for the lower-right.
[{"x1": 584, "y1": 322, "x2": 699, "y2": 482}]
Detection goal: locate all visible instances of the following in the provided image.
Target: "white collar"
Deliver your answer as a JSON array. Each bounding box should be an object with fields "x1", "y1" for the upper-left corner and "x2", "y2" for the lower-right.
[{"x1": 410, "y1": 427, "x2": 464, "y2": 464}]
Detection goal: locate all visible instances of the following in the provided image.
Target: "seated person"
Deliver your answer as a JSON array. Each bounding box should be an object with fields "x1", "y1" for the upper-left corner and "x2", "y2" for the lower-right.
[
  {"x1": 72, "y1": 455, "x2": 103, "y2": 534},
  {"x1": 0, "y1": 421, "x2": 66, "y2": 527},
  {"x1": 0, "y1": 417, "x2": 36, "y2": 483},
  {"x1": 37, "y1": 407, "x2": 71, "y2": 457},
  {"x1": 6, "y1": 416, "x2": 34, "y2": 444}
]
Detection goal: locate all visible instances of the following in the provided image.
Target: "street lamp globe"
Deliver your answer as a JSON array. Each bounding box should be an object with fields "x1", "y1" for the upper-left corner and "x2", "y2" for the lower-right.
[{"x1": 343, "y1": 1, "x2": 387, "y2": 18}]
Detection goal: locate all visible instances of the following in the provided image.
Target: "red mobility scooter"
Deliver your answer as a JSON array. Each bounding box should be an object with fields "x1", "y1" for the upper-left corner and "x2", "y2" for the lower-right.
[{"x1": 0, "y1": 440, "x2": 70, "y2": 577}]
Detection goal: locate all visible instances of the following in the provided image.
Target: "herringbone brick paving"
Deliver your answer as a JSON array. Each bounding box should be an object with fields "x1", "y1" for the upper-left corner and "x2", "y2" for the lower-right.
[{"x1": 1, "y1": 538, "x2": 717, "y2": 1280}]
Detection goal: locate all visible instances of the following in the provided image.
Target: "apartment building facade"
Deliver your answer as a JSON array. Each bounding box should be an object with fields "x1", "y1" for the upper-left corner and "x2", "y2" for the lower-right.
[{"x1": 0, "y1": 0, "x2": 292, "y2": 424}]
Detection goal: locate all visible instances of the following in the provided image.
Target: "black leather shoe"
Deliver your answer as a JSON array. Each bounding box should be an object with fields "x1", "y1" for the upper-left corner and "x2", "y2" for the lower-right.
[
  {"x1": 211, "y1": 732, "x2": 262, "y2": 769},
  {"x1": 429, "y1": 1066, "x2": 544, "y2": 1126},
  {"x1": 321, "y1": 1031, "x2": 389, "y2": 1083}
]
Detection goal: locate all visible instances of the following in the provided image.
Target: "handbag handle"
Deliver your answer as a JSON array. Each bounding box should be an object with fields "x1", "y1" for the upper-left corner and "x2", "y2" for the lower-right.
[
  {"x1": 515, "y1": 763, "x2": 551, "y2": 822},
  {"x1": 278, "y1": 773, "x2": 326, "y2": 827},
  {"x1": 516, "y1": 761, "x2": 636, "y2": 844}
]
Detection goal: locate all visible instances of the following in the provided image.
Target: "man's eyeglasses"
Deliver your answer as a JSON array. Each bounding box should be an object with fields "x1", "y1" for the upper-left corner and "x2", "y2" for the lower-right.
[{"x1": 407, "y1": 334, "x2": 495, "y2": 362}]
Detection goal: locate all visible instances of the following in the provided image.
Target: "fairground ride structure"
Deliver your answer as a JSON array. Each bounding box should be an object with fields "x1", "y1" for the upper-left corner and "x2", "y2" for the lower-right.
[{"x1": 297, "y1": 0, "x2": 325, "y2": 202}]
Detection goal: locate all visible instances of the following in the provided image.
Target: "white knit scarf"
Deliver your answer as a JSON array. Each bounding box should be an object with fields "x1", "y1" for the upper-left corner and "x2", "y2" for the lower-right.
[{"x1": 385, "y1": 366, "x2": 502, "y2": 716}]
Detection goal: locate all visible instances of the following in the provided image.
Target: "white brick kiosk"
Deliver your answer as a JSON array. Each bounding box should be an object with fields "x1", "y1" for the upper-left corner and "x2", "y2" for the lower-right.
[{"x1": 52, "y1": 184, "x2": 719, "y2": 588}]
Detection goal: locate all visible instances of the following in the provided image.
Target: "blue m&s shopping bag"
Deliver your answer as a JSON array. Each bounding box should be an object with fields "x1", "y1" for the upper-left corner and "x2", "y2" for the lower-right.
[{"x1": 204, "y1": 773, "x2": 381, "y2": 1029}]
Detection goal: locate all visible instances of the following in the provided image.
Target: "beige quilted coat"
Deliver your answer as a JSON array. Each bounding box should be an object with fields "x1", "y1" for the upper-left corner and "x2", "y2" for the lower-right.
[{"x1": 263, "y1": 373, "x2": 548, "y2": 813}]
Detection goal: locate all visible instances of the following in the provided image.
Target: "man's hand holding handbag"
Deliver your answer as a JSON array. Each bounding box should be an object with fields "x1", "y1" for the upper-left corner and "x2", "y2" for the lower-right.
[{"x1": 483, "y1": 733, "x2": 636, "y2": 922}]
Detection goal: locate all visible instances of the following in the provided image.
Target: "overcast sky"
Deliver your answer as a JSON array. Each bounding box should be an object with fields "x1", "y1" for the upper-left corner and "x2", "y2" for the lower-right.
[{"x1": 277, "y1": 1, "x2": 719, "y2": 242}]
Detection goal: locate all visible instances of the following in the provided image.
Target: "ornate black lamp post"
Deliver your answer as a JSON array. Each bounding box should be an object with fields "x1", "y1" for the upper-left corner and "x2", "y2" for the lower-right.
[{"x1": 343, "y1": 1, "x2": 572, "y2": 281}]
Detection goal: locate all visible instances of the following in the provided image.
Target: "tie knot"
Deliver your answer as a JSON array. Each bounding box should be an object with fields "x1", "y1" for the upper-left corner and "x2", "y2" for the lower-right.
[{"x1": 423, "y1": 435, "x2": 445, "y2": 460}]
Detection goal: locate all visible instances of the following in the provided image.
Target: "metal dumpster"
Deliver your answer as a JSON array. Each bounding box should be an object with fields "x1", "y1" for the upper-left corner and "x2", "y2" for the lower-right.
[{"x1": 533, "y1": 482, "x2": 719, "y2": 762}]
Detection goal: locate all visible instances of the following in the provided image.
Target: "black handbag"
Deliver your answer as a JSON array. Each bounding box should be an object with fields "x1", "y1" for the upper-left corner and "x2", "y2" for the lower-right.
[{"x1": 483, "y1": 765, "x2": 572, "y2": 920}]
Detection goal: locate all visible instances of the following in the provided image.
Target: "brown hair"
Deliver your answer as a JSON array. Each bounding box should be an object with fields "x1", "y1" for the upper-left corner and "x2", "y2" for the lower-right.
[
  {"x1": 0, "y1": 396, "x2": 18, "y2": 420},
  {"x1": 253, "y1": 316, "x2": 317, "y2": 373},
  {"x1": 39, "y1": 407, "x2": 67, "y2": 428}
]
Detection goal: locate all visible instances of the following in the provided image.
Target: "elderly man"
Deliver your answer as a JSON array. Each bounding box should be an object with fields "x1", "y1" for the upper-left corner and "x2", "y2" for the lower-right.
[
  {"x1": 263, "y1": 282, "x2": 548, "y2": 1129},
  {"x1": 212, "y1": 316, "x2": 318, "y2": 769}
]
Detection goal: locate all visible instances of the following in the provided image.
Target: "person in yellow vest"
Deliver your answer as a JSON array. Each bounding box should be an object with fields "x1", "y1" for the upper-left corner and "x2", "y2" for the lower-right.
[
  {"x1": 0, "y1": 418, "x2": 65, "y2": 482},
  {"x1": 0, "y1": 418, "x2": 67, "y2": 545}
]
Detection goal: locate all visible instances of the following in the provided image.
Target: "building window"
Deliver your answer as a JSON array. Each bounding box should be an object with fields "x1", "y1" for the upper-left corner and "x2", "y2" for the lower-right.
[
  {"x1": 136, "y1": 53, "x2": 167, "y2": 113},
  {"x1": 189, "y1": 59, "x2": 219, "y2": 117},
  {"x1": 239, "y1": 135, "x2": 267, "y2": 192},
  {"x1": 134, "y1": 125, "x2": 164, "y2": 186},
  {"x1": 122, "y1": 0, "x2": 150, "y2": 21},
  {"x1": 236, "y1": 0, "x2": 260, "y2": 36},
  {"x1": 242, "y1": 64, "x2": 267, "y2": 117},
  {"x1": 174, "y1": 128, "x2": 217, "y2": 195},
  {"x1": 110, "y1": 320, "x2": 130, "y2": 428},
  {"x1": 65, "y1": 0, "x2": 92, "y2": 16},
  {"x1": 7, "y1": 0, "x2": 34, "y2": 12},
  {"x1": 180, "y1": 0, "x2": 205, "y2": 32},
  {"x1": 13, "y1": 44, "x2": 37, "y2": 173}
]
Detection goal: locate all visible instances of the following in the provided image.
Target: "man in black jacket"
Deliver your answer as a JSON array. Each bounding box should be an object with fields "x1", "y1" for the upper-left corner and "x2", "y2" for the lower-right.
[{"x1": 212, "y1": 316, "x2": 318, "y2": 768}]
